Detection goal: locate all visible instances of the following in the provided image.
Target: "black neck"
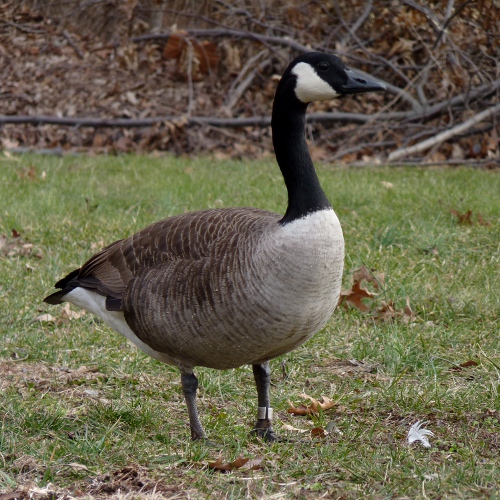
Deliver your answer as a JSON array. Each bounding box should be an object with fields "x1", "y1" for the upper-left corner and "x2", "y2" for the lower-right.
[{"x1": 272, "y1": 79, "x2": 331, "y2": 225}]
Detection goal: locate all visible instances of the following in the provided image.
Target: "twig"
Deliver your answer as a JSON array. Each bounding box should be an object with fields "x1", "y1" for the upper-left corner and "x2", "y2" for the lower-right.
[
  {"x1": 62, "y1": 30, "x2": 85, "y2": 59},
  {"x1": 388, "y1": 102, "x2": 500, "y2": 161},
  {"x1": 0, "y1": 19, "x2": 46, "y2": 34},
  {"x1": 403, "y1": 78, "x2": 500, "y2": 122},
  {"x1": 330, "y1": 140, "x2": 397, "y2": 161},
  {"x1": 385, "y1": 158, "x2": 498, "y2": 167},
  {"x1": 224, "y1": 58, "x2": 271, "y2": 112},
  {"x1": 344, "y1": 0, "x2": 374, "y2": 43},
  {"x1": 184, "y1": 38, "x2": 195, "y2": 116},
  {"x1": 355, "y1": 69, "x2": 423, "y2": 112},
  {"x1": 433, "y1": 0, "x2": 472, "y2": 49}
]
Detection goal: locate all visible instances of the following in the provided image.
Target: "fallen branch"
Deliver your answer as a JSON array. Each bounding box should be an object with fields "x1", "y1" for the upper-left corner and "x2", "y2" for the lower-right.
[
  {"x1": 388, "y1": 102, "x2": 500, "y2": 161},
  {"x1": 132, "y1": 28, "x2": 312, "y2": 54},
  {"x1": 403, "y1": 79, "x2": 500, "y2": 122},
  {"x1": 0, "y1": 111, "x2": 405, "y2": 128}
]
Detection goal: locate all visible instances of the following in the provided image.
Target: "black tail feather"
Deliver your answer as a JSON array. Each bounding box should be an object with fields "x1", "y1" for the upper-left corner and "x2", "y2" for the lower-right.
[{"x1": 44, "y1": 268, "x2": 81, "y2": 304}]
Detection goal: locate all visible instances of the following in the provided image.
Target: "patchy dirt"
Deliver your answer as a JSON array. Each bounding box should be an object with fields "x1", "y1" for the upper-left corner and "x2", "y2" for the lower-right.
[
  {"x1": 1, "y1": 465, "x2": 192, "y2": 499},
  {"x1": 0, "y1": 360, "x2": 104, "y2": 395}
]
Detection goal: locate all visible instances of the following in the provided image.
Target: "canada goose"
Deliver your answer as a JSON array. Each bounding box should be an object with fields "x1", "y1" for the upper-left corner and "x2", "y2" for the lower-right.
[{"x1": 44, "y1": 52, "x2": 385, "y2": 441}]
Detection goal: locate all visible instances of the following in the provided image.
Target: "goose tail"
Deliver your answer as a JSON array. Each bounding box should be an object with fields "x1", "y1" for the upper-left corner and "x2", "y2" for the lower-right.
[{"x1": 43, "y1": 268, "x2": 80, "y2": 304}]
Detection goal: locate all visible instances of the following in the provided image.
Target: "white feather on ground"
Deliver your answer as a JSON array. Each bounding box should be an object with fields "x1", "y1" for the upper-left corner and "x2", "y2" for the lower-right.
[{"x1": 407, "y1": 421, "x2": 434, "y2": 448}]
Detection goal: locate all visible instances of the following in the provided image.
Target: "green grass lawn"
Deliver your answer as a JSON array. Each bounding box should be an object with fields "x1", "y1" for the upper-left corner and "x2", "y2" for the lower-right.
[{"x1": 0, "y1": 153, "x2": 499, "y2": 499}]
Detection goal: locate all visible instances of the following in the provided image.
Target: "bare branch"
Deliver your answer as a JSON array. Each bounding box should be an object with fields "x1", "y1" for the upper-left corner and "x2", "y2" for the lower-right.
[
  {"x1": 388, "y1": 102, "x2": 500, "y2": 161},
  {"x1": 132, "y1": 28, "x2": 313, "y2": 54},
  {"x1": 0, "y1": 112, "x2": 393, "y2": 128},
  {"x1": 405, "y1": 78, "x2": 500, "y2": 122},
  {"x1": 62, "y1": 29, "x2": 84, "y2": 59}
]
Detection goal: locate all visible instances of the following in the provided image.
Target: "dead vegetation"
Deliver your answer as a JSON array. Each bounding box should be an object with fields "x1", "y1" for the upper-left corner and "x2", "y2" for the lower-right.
[{"x1": 0, "y1": 0, "x2": 498, "y2": 165}]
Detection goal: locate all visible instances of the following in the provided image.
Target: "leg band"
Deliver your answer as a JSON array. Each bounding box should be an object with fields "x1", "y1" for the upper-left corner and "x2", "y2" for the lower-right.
[{"x1": 257, "y1": 407, "x2": 273, "y2": 420}]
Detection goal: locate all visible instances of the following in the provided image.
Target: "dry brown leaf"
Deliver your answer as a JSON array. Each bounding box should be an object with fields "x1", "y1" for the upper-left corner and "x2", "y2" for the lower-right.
[
  {"x1": 243, "y1": 457, "x2": 264, "y2": 471},
  {"x1": 339, "y1": 281, "x2": 375, "y2": 312},
  {"x1": 477, "y1": 213, "x2": 492, "y2": 227},
  {"x1": 353, "y1": 265, "x2": 385, "y2": 289},
  {"x1": 0, "y1": 229, "x2": 42, "y2": 259},
  {"x1": 311, "y1": 427, "x2": 328, "y2": 438},
  {"x1": 375, "y1": 297, "x2": 416, "y2": 323},
  {"x1": 208, "y1": 455, "x2": 262, "y2": 472},
  {"x1": 287, "y1": 393, "x2": 335, "y2": 415},
  {"x1": 163, "y1": 31, "x2": 219, "y2": 81},
  {"x1": 449, "y1": 360, "x2": 479, "y2": 372},
  {"x1": 374, "y1": 300, "x2": 396, "y2": 322},
  {"x1": 61, "y1": 303, "x2": 86, "y2": 320},
  {"x1": 16, "y1": 166, "x2": 37, "y2": 180},
  {"x1": 450, "y1": 209, "x2": 473, "y2": 225},
  {"x1": 402, "y1": 296, "x2": 415, "y2": 324}
]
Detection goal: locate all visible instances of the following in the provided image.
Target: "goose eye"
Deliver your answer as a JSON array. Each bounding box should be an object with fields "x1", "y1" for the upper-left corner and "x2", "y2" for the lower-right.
[{"x1": 317, "y1": 61, "x2": 330, "y2": 71}]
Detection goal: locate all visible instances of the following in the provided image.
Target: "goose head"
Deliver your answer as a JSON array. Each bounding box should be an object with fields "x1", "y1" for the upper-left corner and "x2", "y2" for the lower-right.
[{"x1": 277, "y1": 52, "x2": 386, "y2": 105}]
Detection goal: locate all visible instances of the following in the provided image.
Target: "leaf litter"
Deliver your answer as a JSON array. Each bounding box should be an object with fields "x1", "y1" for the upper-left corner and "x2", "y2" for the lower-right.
[
  {"x1": 208, "y1": 455, "x2": 263, "y2": 472},
  {"x1": 0, "y1": 229, "x2": 43, "y2": 260},
  {"x1": 450, "y1": 208, "x2": 492, "y2": 226},
  {"x1": 339, "y1": 265, "x2": 416, "y2": 323},
  {"x1": 287, "y1": 393, "x2": 335, "y2": 416},
  {"x1": 35, "y1": 303, "x2": 86, "y2": 324}
]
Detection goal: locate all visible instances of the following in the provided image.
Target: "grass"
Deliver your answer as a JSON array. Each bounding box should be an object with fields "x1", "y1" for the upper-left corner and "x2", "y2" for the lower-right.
[{"x1": 0, "y1": 153, "x2": 499, "y2": 499}]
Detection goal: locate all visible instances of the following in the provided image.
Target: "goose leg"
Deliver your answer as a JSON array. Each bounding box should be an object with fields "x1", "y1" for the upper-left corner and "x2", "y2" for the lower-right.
[
  {"x1": 252, "y1": 361, "x2": 277, "y2": 441},
  {"x1": 180, "y1": 371, "x2": 206, "y2": 440}
]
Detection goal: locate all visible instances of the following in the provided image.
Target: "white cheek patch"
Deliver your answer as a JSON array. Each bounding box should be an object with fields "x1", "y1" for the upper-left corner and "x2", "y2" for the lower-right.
[{"x1": 292, "y1": 62, "x2": 339, "y2": 103}]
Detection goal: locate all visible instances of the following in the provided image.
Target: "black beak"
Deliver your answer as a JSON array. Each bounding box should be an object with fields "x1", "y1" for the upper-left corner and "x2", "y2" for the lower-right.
[{"x1": 341, "y1": 68, "x2": 386, "y2": 94}]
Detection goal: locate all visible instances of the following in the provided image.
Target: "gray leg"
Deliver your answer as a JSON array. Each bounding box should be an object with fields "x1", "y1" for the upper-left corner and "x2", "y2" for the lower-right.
[
  {"x1": 180, "y1": 371, "x2": 206, "y2": 440},
  {"x1": 252, "y1": 361, "x2": 277, "y2": 441}
]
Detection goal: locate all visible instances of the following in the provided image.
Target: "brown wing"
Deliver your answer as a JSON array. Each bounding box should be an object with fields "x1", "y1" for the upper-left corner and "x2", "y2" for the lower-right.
[{"x1": 44, "y1": 207, "x2": 279, "y2": 312}]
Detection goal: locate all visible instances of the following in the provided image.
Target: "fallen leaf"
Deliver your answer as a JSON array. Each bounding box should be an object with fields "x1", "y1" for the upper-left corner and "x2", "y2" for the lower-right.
[
  {"x1": 242, "y1": 457, "x2": 264, "y2": 470},
  {"x1": 339, "y1": 281, "x2": 375, "y2": 312},
  {"x1": 477, "y1": 213, "x2": 492, "y2": 227},
  {"x1": 208, "y1": 455, "x2": 262, "y2": 472},
  {"x1": 0, "y1": 230, "x2": 42, "y2": 259},
  {"x1": 67, "y1": 462, "x2": 90, "y2": 471},
  {"x1": 374, "y1": 300, "x2": 396, "y2": 321},
  {"x1": 449, "y1": 360, "x2": 479, "y2": 372},
  {"x1": 374, "y1": 297, "x2": 416, "y2": 324},
  {"x1": 61, "y1": 303, "x2": 86, "y2": 320},
  {"x1": 352, "y1": 265, "x2": 385, "y2": 289},
  {"x1": 281, "y1": 423, "x2": 308, "y2": 433},
  {"x1": 16, "y1": 166, "x2": 37, "y2": 180},
  {"x1": 402, "y1": 296, "x2": 416, "y2": 324},
  {"x1": 287, "y1": 394, "x2": 335, "y2": 415},
  {"x1": 35, "y1": 313, "x2": 56, "y2": 323},
  {"x1": 311, "y1": 427, "x2": 328, "y2": 438},
  {"x1": 450, "y1": 209, "x2": 473, "y2": 225}
]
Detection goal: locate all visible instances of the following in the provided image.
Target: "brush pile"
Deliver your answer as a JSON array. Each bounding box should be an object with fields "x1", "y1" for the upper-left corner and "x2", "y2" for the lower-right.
[{"x1": 1, "y1": 1, "x2": 498, "y2": 165}]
